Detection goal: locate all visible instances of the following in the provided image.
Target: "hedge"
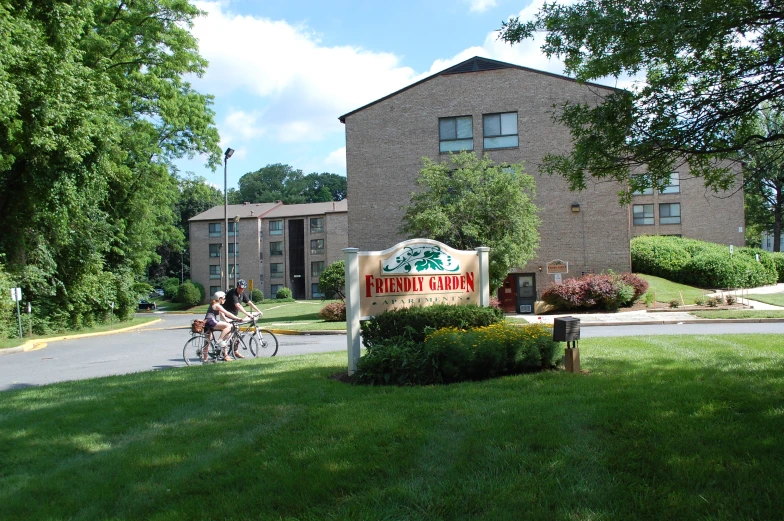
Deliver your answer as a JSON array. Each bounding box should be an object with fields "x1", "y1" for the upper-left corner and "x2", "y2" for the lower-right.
[{"x1": 631, "y1": 236, "x2": 778, "y2": 288}]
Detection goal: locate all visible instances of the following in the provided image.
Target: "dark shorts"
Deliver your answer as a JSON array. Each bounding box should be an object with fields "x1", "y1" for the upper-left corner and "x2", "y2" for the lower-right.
[{"x1": 205, "y1": 317, "x2": 218, "y2": 329}]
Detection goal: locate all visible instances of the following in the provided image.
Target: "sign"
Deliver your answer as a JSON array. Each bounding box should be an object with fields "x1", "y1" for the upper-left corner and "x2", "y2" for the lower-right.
[
  {"x1": 357, "y1": 241, "x2": 481, "y2": 318},
  {"x1": 554, "y1": 273, "x2": 562, "y2": 284},
  {"x1": 249, "y1": 279, "x2": 254, "y2": 291},
  {"x1": 729, "y1": 245, "x2": 734, "y2": 257},
  {"x1": 546, "y1": 260, "x2": 569, "y2": 274},
  {"x1": 344, "y1": 239, "x2": 490, "y2": 373},
  {"x1": 11, "y1": 288, "x2": 21, "y2": 302}
]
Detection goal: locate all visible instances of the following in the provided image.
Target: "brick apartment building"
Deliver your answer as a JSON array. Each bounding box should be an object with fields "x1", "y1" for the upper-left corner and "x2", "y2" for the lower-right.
[
  {"x1": 339, "y1": 56, "x2": 745, "y2": 313},
  {"x1": 189, "y1": 200, "x2": 348, "y2": 302}
]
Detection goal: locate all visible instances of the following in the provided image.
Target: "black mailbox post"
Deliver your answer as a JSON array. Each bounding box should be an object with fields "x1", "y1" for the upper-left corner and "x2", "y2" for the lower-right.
[{"x1": 553, "y1": 316, "x2": 581, "y2": 372}]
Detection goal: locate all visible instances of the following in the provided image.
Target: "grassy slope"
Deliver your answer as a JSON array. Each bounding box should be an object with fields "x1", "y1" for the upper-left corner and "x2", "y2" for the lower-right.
[
  {"x1": 638, "y1": 274, "x2": 708, "y2": 304},
  {"x1": 1, "y1": 335, "x2": 783, "y2": 520}
]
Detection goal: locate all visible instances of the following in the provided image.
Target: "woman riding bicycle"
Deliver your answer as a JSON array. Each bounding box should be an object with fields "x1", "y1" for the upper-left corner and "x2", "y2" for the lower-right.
[{"x1": 204, "y1": 291, "x2": 242, "y2": 361}]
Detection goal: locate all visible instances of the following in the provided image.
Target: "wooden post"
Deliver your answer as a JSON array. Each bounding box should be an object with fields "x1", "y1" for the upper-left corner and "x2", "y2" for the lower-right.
[{"x1": 564, "y1": 343, "x2": 581, "y2": 373}]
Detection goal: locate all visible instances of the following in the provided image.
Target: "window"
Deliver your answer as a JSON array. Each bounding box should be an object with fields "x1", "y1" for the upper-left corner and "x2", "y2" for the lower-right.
[
  {"x1": 209, "y1": 265, "x2": 221, "y2": 279},
  {"x1": 270, "y1": 241, "x2": 283, "y2": 256},
  {"x1": 312, "y1": 283, "x2": 324, "y2": 299},
  {"x1": 270, "y1": 284, "x2": 283, "y2": 298},
  {"x1": 633, "y1": 204, "x2": 654, "y2": 225},
  {"x1": 631, "y1": 174, "x2": 653, "y2": 195},
  {"x1": 210, "y1": 286, "x2": 220, "y2": 296},
  {"x1": 659, "y1": 203, "x2": 681, "y2": 224},
  {"x1": 228, "y1": 264, "x2": 239, "y2": 278},
  {"x1": 660, "y1": 172, "x2": 680, "y2": 194},
  {"x1": 439, "y1": 116, "x2": 473, "y2": 152},
  {"x1": 310, "y1": 239, "x2": 324, "y2": 255},
  {"x1": 209, "y1": 244, "x2": 221, "y2": 257},
  {"x1": 310, "y1": 217, "x2": 324, "y2": 234},
  {"x1": 270, "y1": 263, "x2": 284, "y2": 278},
  {"x1": 311, "y1": 261, "x2": 325, "y2": 278},
  {"x1": 208, "y1": 223, "x2": 221, "y2": 237},
  {"x1": 483, "y1": 112, "x2": 518, "y2": 149},
  {"x1": 269, "y1": 220, "x2": 283, "y2": 235},
  {"x1": 228, "y1": 221, "x2": 239, "y2": 237},
  {"x1": 228, "y1": 243, "x2": 239, "y2": 257}
]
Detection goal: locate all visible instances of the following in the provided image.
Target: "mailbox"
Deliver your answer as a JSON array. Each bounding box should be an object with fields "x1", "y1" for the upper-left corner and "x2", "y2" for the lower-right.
[{"x1": 552, "y1": 316, "x2": 580, "y2": 342}]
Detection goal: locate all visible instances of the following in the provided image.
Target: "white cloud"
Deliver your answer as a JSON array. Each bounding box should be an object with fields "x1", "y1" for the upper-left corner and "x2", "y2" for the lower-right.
[
  {"x1": 324, "y1": 147, "x2": 346, "y2": 170},
  {"x1": 191, "y1": 1, "x2": 418, "y2": 147},
  {"x1": 467, "y1": 0, "x2": 497, "y2": 13}
]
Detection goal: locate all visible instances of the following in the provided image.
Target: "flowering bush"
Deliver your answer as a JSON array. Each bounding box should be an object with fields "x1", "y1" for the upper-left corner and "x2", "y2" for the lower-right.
[
  {"x1": 319, "y1": 302, "x2": 346, "y2": 322},
  {"x1": 355, "y1": 321, "x2": 560, "y2": 385},
  {"x1": 541, "y1": 272, "x2": 642, "y2": 311}
]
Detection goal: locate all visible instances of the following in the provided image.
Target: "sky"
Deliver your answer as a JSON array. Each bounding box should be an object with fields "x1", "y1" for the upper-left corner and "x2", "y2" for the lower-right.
[{"x1": 176, "y1": 0, "x2": 620, "y2": 191}]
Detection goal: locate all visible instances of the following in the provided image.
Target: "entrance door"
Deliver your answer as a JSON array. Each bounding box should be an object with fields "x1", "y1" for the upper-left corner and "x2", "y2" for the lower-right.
[
  {"x1": 516, "y1": 274, "x2": 536, "y2": 314},
  {"x1": 499, "y1": 274, "x2": 517, "y2": 313},
  {"x1": 287, "y1": 219, "x2": 305, "y2": 299}
]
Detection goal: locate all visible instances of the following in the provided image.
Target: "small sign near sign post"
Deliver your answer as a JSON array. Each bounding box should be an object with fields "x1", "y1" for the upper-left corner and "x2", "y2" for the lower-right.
[{"x1": 11, "y1": 287, "x2": 23, "y2": 338}]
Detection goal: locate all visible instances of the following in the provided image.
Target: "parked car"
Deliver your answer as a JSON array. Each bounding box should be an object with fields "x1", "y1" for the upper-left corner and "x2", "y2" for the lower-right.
[{"x1": 138, "y1": 299, "x2": 157, "y2": 311}]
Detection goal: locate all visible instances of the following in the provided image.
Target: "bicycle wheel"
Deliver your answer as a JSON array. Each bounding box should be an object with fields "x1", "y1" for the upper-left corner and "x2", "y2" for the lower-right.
[
  {"x1": 183, "y1": 335, "x2": 209, "y2": 366},
  {"x1": 245, "y1": 329, "x2": 278, "y2": 357},
  {"x1": 228, "y1": 334, "x2": 252, "y2": 359}
]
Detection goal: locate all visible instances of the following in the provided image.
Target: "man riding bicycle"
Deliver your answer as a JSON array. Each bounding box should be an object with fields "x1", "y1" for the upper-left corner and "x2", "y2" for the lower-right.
[{"x1": 224, "y1": 279, "x2": 263, "y2": 358}]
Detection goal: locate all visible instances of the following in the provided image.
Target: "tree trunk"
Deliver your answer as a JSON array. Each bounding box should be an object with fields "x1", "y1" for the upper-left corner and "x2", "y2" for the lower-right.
[{"x1": 774, "y1": 186, "x2": 783, "y2": 252}]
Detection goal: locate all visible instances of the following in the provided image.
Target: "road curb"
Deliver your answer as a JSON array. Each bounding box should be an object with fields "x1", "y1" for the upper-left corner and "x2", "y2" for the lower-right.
[{"x1": 0, "y1": 319, "x2": 163, "y2": 356}]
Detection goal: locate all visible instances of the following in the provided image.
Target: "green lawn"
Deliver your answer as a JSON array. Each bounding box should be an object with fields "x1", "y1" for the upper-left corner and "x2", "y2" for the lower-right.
[
  {"x1": 2, "y1": 334, "x2": 783, "y2": 520},
  {"x1": 745, "y1": 293, "x2": 784, "y2": 307},
  {"x1": 0, "y1": 317, "x2": 159, "y2": 350},
  {"x1": 638, "y1": 274, "x2": 709, "y2": 305},
  {"x1": 691, "y1": 310, "x2": 784, "y2": 319}
]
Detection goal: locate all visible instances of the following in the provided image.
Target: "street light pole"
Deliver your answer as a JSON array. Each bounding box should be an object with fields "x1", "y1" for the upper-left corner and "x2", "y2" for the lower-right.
[
  {"x1": 233, "y1": 215, "x2": 240, "y2": 288},
  {"x1": 223, "y1": 147, "x2": 234, "y2": 290}
]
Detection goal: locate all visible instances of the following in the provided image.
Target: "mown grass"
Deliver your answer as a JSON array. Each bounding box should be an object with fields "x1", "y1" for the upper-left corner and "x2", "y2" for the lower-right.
[
  {"x1": 638, "y1": 274, "x2": 708, "y2": 304},
  {"x1": 1, "y1": 335, "x2": 783, "y2": 520},
  {"x1": 0, "y1": 317, "x2": 159, "y2": 351},
  {"x1": 745, "y1": 293, "x2": 784, "y2": 307},
  {"x1": 691, "y1": 310, "x2": 784, "y2": 319}
]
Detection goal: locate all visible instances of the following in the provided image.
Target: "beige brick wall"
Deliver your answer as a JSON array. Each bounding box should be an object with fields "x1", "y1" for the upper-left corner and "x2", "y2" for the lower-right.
[{"x1": 344, "y1": 67, "x2": 632, "y2": 294}]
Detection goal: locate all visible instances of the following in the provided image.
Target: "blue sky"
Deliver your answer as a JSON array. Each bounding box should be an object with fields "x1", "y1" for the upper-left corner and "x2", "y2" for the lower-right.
[{"x1": 177, "y1": 0, "x2": 605, "y2": 190}]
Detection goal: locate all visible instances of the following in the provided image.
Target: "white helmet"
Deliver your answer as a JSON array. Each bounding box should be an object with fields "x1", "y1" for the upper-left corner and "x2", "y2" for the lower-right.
[{"x1": 212, "y1": 291, "x2": 226, "y2": 300}]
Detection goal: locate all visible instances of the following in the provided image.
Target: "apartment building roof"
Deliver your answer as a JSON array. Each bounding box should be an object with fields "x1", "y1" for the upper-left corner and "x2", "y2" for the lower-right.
[
  {"x1": 189, "y1": 201, "x2": 282, "y2": 221},
  {"x1": 338, "y1": 56, "x2": 619, "y2": 123},
  {"x1": 264, "y1": 199, "x2": 347, "y2": 218}
]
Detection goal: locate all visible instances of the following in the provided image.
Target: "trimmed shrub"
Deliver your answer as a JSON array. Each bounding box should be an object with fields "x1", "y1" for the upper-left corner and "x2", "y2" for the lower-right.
[
  {"x1": 162, "y1": 277, "x2": 180, "y2": 299},
  {"x1": 771, "y1": 252, "x2": 784, "y2": 282},
  {"x1": 320, "y1": 302, "x2": 346, "y2": 321},
  {"x1": 250, "y1": 289, "x2": 264, "y2": 302},
  {"x1": 355, "y1": 322, "x2": 560, "y2": 386},
  {"x1": 360, "y1": 304, "x2": 504, "y2": 348},
  {"x1": 276, "y1": 287, "x2": 293, "y2": 300},
  {"x1": 632, "y1": 235, "x2": 778, "y2": 288},
  {"x1": 174, "y1": 282, "x2": 201, "y2": 306},
  {"x1": 191, "y1": 281, "x2": 206, "y2": 302},
  {"x1": 541, "y1": 272, "x2": 640, "y2": 311}
]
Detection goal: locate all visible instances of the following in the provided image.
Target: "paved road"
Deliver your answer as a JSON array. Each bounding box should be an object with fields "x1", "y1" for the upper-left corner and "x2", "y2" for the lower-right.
[{"x1": 2, "y1": 314, "x2": 783, "y2": 392}]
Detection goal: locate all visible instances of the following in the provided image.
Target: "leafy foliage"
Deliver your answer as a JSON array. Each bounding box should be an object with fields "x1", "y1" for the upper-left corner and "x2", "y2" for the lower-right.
[
  {"x1": 234, "y1": 164, "x2": 346, "y2": 204},
  {"x1": 250, "y1": 289, "x2": 264, "y2": 303},
  {"x1": 360, "y1": 304, "x2": 504, "y2": 348},
  {"x1": 631, "y1": 236, "x2": 778, "y2": 288},
  {"x1": 318, "y1": 260, "x2": 345, "y2": 301},
  {"x1": 0, "y1": 0, "x2": 221, "y2": 336},
  {"x1": 319, "y1": 302, "x2": 346, "y2": 322},
  {"x1": 400, "y1": 152, "x2": 540, "y2": 291},
  {"x1": 541, "y1": 272, "x2": 645, "y2": 311},
  {"x1": 174, "y1": 282, "x2": 201, "y2": 306},
  {"x1": 355, "y1": 322, "x2": 560, "y2": 386},
  {"x1": 276, "y1": 287, "x2": 293, "y2": 300},
  {"x1": 499, "y1": 0, "x2": 782, "y2": 200}
]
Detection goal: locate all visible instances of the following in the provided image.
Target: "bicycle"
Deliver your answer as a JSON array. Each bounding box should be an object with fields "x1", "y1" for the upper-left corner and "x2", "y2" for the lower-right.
[
  {"x1": 235, "y1": 312, "x2": 279, "y2": 358},
  {"x1": 183, "y1": 320, "x2": 254, "y2": 366}
]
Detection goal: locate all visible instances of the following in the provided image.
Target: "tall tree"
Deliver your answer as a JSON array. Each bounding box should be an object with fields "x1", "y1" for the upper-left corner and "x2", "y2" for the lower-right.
[
  {"x1": 235, "y1": 165, "x2": 347, "y2": 204},
  {"x1": 0, "y1": 0, "x2": 220, "y2": 332},
  {"x1": 499, "y1": 0, "x2": 784, "y2": 200},
  {"x1": 743, "y1": 105, "x2": 784, "y2": 251},
  {"x1": 400, "y1": 152, "x2": 540, "y2": 291}
]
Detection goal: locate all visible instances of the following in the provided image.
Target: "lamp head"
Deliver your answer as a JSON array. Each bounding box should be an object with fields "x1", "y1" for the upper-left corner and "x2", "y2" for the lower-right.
[{"x1": 224, "y1": 147, "x2": 235, "y2": 159}]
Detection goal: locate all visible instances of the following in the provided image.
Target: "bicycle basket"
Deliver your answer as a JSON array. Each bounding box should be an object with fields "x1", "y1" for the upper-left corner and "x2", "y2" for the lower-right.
[{"x1": 191, "y1": 319, "x2": 206, "y2": 333}]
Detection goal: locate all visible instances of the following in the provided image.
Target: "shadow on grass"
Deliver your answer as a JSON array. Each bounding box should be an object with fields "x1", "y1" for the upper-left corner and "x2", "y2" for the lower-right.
[{"x1": 1, "y1": 337, "x2": 783, "y2": 520}]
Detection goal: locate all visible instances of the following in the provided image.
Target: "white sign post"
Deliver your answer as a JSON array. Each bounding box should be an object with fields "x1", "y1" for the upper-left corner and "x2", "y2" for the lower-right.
[{"x1": 11, "y1": 287, "x2": 22, "y2": 338}]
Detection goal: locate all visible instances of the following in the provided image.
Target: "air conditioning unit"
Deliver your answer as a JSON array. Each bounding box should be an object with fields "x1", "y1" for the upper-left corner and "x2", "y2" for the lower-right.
[{"x1": 519, "y1": 305, "x2": 532, "y2": 313}]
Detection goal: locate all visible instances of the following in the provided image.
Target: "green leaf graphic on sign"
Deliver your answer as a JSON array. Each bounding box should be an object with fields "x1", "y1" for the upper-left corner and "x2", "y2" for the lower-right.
[{"x1": 383, "y1": 245, "x2": 461, "y2": 273}]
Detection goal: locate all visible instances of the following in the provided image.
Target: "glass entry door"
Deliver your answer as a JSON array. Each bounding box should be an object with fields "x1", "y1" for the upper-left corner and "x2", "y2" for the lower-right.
[{"x1": 516, "y1": 274, "x2": 536, "y2": 314}]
